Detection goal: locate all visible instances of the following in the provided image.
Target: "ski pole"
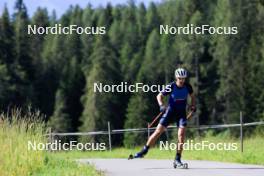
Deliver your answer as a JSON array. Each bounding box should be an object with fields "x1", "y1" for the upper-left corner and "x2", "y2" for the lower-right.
[
  {"x1": 187, "y1": 110, "x2": 194, "y2": 120},
  {"x1": 148, "y1": 111, "x2": 164, "y2": 128}
]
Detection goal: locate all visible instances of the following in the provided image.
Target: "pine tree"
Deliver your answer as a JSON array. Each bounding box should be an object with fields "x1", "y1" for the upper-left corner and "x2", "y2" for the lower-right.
[
  {"x1": 136, "y1": 3, "x2": 147, "y2": 45},
  {"x1": 0, "y1": 6, "x2": 14, "y2": 65},
  {"x1": 79, "y1": 35, "x2": 124, "y2": 143},
  {"x1": 12, "y1": 0, "x2": 34, "y2": 107},
  {"x1": 30, "y1": 7, "x2": 50, "y2": 113},
  {"x1": 109, "y1": 7, "x2": 123, "y2": 54},
  {"x1": 0, "y1": 7, "x2": 14, "y2": 110},
  {"x1": 242, "y1": 1, "x2": 264, "y2": 122},
  {"x1": 124, "y1": 30, "x2": 163, "y2": 147},
  {"x1": 211, "y1": 0, "x2": 264, "y2": 126},
  {"x1": 30, "y1": 7, "x2": 49, "y2": 59},
  {"x1": 50, "y1": 6, "x2": 85, "y2": 132},
  {"x1": 146, "y1": 2, "x2": 160, "y2": 34},
  {"x1": 118, "y1": 1, "x2": 140, "y2": 81},
  {"x1": 40, "y1": 8, "x2": 75, "y2": 118},
  {"x1": 49, "y1": 58, "x2": 84, "y2": 132},
  {"x1": 81, "y1": 4, "x2": 94, "y2": 68}
]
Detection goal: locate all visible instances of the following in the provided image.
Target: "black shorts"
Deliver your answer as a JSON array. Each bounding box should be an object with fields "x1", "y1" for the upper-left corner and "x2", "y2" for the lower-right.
[{"x1": 159, "y1": 106, "x2": 187, "y2": 128}]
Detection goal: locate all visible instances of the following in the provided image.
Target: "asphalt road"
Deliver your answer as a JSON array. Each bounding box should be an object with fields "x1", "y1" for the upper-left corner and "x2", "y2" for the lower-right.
[{"x1": 78, "y1": 159, "x2": 264, "y2": 176}]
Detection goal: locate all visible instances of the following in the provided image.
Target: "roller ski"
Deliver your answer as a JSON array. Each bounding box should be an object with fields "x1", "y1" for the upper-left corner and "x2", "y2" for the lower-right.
[
  {"x1": 173, "y1": 160, "x2": 188, "y2": 169},
  {"x1": 128, "y1": 145, "x2": 149, "y2": 160},
  {"x1": 173, "y1": 153, "x2": 188, "y2": 169},
  {"x1": 128, "y1": 153, "x2": 144, "y2": 160}
]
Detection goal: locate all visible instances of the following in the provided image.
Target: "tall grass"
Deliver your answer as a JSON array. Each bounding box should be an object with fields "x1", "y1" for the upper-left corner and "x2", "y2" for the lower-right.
[
  {"x1": 0, "y1": 109, "x2": 46, "y2": 175},
  {"x1": 0, "y1": 109, "x2": 102, "y2": 176}
]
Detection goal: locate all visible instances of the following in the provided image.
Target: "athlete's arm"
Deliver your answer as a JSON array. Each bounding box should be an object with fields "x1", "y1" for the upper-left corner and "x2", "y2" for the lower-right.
[
  {"x1": 157, "y1": 93, "x2": 167, "y2": 112},
  {"x1": 157, "y1": 82, "x2": 172, "y2": 107},
  {"x1": 189, "y1": 93, "x2": 196, "y2": 108},
  {"x1": 157, "y1": 93, "x2": 165, "y2": 106},
  {"x1": 186, "y1": 83, "x2": 196, "y2": 111}
]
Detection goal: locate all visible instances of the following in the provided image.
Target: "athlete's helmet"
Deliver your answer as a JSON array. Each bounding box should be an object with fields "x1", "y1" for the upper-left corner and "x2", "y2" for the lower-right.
[{"x1": 175, "y1": 68, "x2": 187, "y2": 78}]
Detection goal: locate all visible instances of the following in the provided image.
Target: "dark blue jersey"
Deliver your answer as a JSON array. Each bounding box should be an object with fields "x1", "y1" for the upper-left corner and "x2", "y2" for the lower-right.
[{"x1": 161, "y1": 82, "x2": 193, "y2": 110}]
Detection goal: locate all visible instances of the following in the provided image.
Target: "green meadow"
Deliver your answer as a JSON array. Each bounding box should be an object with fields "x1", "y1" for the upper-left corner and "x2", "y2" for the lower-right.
[
  {"x1": 0, "y1": 111, "x2": 102, "y2": 176},
  {"x1": 54, "y1": 133, "x2": 264, "y2": 165}
]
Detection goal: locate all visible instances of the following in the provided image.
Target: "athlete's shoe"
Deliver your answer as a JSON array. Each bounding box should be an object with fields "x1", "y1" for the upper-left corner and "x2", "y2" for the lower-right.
[{"x1": 134, "y1": 145, "x2": 149, "y2": 158}]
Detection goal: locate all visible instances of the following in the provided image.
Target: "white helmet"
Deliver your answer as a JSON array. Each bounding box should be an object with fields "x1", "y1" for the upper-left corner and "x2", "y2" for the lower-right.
[{"x1": 175, "y1": 68, "x2": 187, "y2": 78}]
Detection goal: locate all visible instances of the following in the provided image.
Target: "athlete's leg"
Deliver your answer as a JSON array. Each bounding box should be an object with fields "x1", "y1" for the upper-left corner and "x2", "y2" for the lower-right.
[
  {"x1": 134, "y1": 124, "x2": 166, "y2": 158},
  {"x1": 134, "y1": 108, "x2": 172, "y2": 158},
  {"x1": 175, "y1": 114, "x2": 187, "y2": 163},
  {"x1": 177, "y1": 127, "x2": 186, "y2": 155},
  {"x1": 146, "y1": 124, "x2": 166, "y2": 147},
  {"x1": 174, "y1": 127, "x2": 186, "y2": 164}
]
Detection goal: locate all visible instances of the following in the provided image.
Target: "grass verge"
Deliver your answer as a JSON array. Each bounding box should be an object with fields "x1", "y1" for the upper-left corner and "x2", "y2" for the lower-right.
[
  {"x1": 0, "y1": 110, "x2": 102, "y2": 176},
  {"x1": 54, "y1": 134, "x2": 264, "y2": 165}
]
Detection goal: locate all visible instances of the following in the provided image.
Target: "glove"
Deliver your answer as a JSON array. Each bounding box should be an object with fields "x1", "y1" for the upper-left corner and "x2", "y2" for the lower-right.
[
  {"x1": 190, "y1": 105, "x2": 196, "y2": 112},
  {"x1": 159, "y1": 105, "x2": 166, "y2": 113}
]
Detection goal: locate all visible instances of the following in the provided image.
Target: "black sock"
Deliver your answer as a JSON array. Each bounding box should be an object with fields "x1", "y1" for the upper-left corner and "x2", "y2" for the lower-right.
[
  {"x1": 175, "y1": 153, "x2": 181, "y2": 161},
  {"x1": 138, "y1": 145, "x2": 149, "y2": 155}
]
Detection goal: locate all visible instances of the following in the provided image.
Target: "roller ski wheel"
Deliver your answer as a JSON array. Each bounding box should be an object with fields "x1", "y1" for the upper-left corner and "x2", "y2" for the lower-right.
[
  {"x1": 128, "y1": 153, "x2": 144, "y2": 160},
  {"x1": 173, "y1": 161, "x2": 188, "y2": 169},
  {"x1": 128, "y1": 154, "x2": 134, "y2": 160}
]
